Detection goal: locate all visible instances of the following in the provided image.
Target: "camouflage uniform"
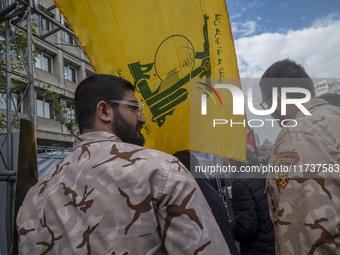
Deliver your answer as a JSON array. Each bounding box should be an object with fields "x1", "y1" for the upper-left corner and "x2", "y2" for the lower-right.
[
  {"x1": 266, "y1": 98, "x2": 340, "y2": 254},
  {"x1": 17, "y1": 132, "x2": 230, "y2": 255}
]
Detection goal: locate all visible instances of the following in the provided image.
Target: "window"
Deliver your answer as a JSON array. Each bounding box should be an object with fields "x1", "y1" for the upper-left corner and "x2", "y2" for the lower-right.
[
  {"x1": 0, "y1": 33, "x2": 20, "y2": 59},
  {"x1": 0, "y1": 91, "x2": 24, "y2": 113},
  {"x1": 41, "y1": 17, "x2": 50, "y2": 30},
  {"x1": 0, "y1": 94, "x2": 5, "y2": 110},
  {"x1": 12, "y1": 90, "x2": 23, "y2": 113},
  {"x1": 61, "y1": 15, "x2": 73, "y2": 44},
  {"x1": 33, "y1": 13, "x2": 51, "y2": 31},
  {"x1": 64, "y1": 64, "x2": 77, "y2": 83},
  {"x1": 32, "y1": 13, "x2": 40, "y2": 28},
  {"x1": 35, "y1": 51, "x2": 53, "y2": 73},
  {"x1": 66, "y1": 103, "x2": 75, "y2": 120},
  {"x1": 0, "y1": 34, "x2": 5, "y2": 55},
  {"x1": 37, "y1": 95, "x2": 53, "y2": 119},
  {"x1": 0, "y1": 93, "x2": 9, "y2": 110}
]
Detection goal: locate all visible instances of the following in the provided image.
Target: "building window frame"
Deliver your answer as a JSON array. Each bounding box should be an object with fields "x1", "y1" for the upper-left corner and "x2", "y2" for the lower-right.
[
  {"x1": 35, "y1": 51, "x2": 53, "y2": 74},
  {"x1": 33, "y1": 13, "x2": 51, "y2": 32},
  {"x1": 36, "y1": 95, "x2": 53, "y2": 119},
  {"x1": 0, "y1": 33, "x2": 20, "y2": 60},
  {"x1": 0, "y1": 91, "x2": 23, "y2": 113},
  {"x1": 61, "y1": 15, "x2": 74, "y2": 44},
  {"x1": 41, "y1": 16, "x2": 51, "y2": 31},
  {"x1": 66, "y1": 102, "x2": 75, "y2": 120},
  {"x1": 64, "y1": 63, "x2": 77, "y2": 83}
]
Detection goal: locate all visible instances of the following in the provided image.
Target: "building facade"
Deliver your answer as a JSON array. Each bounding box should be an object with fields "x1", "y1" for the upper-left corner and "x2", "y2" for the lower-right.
[{"x1": 0, "y1": 0, "x2": 94, "y2": 147}]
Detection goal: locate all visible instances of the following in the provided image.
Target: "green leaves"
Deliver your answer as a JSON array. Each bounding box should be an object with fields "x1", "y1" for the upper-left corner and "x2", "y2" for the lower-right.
[{"x1": 43, "y1": 89, "x2": 79, "y2": 137}]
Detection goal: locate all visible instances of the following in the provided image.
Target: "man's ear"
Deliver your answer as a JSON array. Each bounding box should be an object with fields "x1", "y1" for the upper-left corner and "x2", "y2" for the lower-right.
[{"x1": 96, "y1": 101, "x2": 112, "y2": 123}]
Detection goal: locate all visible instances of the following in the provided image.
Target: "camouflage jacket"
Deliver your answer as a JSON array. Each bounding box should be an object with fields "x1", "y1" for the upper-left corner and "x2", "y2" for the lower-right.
[
  {"x1": 17, "y1": 132, "x2": 230, "y2": 255},
  {"x1": 266, "y1": 98, "x2": 340, "y2": 254}
]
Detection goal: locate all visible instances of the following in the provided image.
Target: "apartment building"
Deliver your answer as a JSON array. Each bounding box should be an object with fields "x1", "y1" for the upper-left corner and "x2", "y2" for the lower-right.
[{"x1": 0, "y1": 0, "x2": 94, "y2": 147}]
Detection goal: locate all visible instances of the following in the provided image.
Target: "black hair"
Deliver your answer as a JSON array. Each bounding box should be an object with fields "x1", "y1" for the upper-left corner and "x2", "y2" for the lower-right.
[
  {"x1": 74, "y1": 74, "x2": 135, "y2": 133},
  {"x1": 259, "y1": 59, "x2": 315, "y2": 97}
]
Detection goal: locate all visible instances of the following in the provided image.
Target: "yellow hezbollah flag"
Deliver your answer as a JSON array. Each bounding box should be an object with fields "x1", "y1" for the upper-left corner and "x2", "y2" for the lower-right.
[{"x1": 54, "y1": 0, "x2": 246, "y2": 161}]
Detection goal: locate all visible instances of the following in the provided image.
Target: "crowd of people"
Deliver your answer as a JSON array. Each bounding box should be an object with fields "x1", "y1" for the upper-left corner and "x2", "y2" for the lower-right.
[{"x1": 15, "y1": 59, "x2": 340, "y2": 254}]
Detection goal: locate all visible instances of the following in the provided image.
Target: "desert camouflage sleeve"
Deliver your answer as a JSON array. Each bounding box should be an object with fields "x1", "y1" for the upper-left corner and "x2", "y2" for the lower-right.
[
  {"x1": 157, "y1": 156, "x2": 230, "y2": 255},
  {"x1": 267, "y1": 126, "x2": 340, "y2": 254}
]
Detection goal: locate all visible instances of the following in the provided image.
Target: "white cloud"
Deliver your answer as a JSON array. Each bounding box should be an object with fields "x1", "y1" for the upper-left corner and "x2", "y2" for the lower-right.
[
  {"x1": 312, "y1": 12, "x2": 340, "y2": 27},
  {"x1": 234, "y1": 15, "x2": 340, "y2": 78},
  {"x1": 231, "y1": 20, "x2": 258, "y2": 37},
  {"x1": 230, "y1": 12, "x2": 242, "y2": 20}
]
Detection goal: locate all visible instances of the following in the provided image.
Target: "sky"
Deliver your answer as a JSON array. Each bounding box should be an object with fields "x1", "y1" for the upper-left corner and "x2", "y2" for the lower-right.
[
  {"x1": 226, "y1": 0, "x2": 340, "y2": 144},
  {"x1": 227, "y1": 0, "x2": 340, "y2": 78}
]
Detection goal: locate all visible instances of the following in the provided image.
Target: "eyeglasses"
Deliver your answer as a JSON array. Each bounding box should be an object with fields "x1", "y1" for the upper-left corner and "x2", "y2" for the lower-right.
[
  {"x1": 260, "y1": 95, "x2": 272, "y2": 110},
  {"x1": 107, "y1": 100, "x2": 144, "y2": 119}
]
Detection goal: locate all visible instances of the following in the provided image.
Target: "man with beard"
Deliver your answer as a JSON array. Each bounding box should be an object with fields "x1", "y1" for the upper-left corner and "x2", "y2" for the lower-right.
[
  {"x1": 17, "y1": 74, "x2": 230, "y2": 254},
  {"x1": 260, "y1": 59, "x2": 340, "y2": 254}
]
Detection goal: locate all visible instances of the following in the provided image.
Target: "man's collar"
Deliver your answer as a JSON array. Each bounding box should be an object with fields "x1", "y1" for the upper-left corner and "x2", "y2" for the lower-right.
[
  {"x1": 295, "y1": 97, "x2": 328, "y2": 119},
  {"x1": 73, "y1": 131, "x2": 121, "y2": 150}
]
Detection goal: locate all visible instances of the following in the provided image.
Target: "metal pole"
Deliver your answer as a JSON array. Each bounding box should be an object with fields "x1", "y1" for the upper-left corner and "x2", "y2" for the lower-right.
[
  {"x1": 40, "y1": 27, "x2": 61, "y2": 39},
  {"x1": 5, "y1": 13, "x2": 14, "y2": 255},
  {"x1": 33, "y1": 8, "x2": 76, "y2": 36},
  {"x1": 5, "y1": 12, "x2": 12, "y2": 166},
  {"x1": 27, "y1": 0, "x2": 35, "y2": 124},
  {"x1": 14, "y1": 22, "x2": 92, "y2": 66},
  {"x1": 42, "y1": 3, "x2": 55, "y2": 13},
  {"x1": 0, "y1": 2, "x2": 17, "y2": 23}
]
